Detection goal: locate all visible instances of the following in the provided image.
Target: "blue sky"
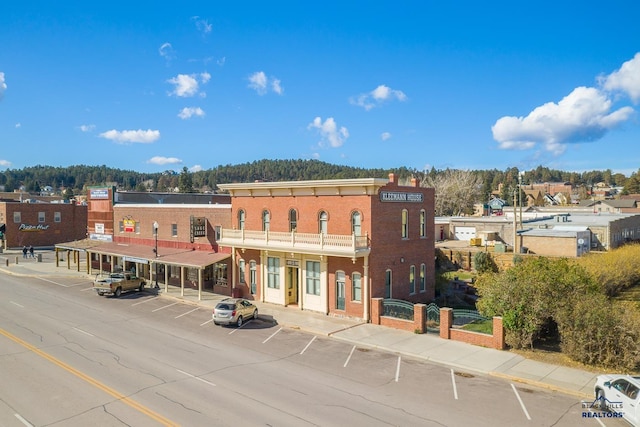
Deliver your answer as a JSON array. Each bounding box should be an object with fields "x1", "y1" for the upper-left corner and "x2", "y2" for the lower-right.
[{"x1": 1, "y1": 1, "x2": 639, "y2": 175}]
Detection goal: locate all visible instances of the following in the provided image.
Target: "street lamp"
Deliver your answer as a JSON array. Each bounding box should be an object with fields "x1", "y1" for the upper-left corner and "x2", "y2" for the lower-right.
[{"x1": 153, "y1": 221, "x2": 159, "y2": 289}]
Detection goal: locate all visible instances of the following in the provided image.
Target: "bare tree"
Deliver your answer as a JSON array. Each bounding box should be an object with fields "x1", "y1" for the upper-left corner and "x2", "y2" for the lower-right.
[{"x1": 420, "y1": 169, "x2": 483, "y2": 216}]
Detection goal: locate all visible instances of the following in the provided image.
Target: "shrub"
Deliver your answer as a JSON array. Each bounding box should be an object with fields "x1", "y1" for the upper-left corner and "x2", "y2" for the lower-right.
[
  {"x1": 473, "y1": 251, "x2": 498, "y2": 274},
  {"x1": 557, "y1": 297, "x2": 640, "y2": 371}
]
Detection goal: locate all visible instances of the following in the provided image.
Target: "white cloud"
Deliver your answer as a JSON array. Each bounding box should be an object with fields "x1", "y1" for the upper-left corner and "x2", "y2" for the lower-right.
[
  {"x1": 147, "y1": 156, "x2": 182, "y2": 165},
  {"x1": 602, "y1": 52, "x2": 640, "y2": 103},
  {"x1": 159, "y1": 42, "x2": 176, "y2": 64},
  {"x1": 248, "y1": 71, "x2": 284, "y2": 95},
  {"x1": 308, "y1": 117, "x2": 349, "y2": 148},
  {"x1": 79, "y1": 124, "x2": 95, "y2": 132},
  {"x1": 99, "y1": 129, "x2": 161, "y2": 144},
  {"x1": 0, "y1": 72, "x2": 6, "y2": 100},
  {"x1": 15, "y1": 123, "x2": 21, "y2": 128},
  {"x1": 272, "y1": 78, "x2": 283, "y2": 95},
  {"x1": 178, "y1": 107, "x2": 205, "y2": 119},
  {"x1": 492, "y1": 86, "x2": 634, "y2": 155},
  {"x1": 0, "y1": 160, "x2": 12, "y2": 167},
  {"x1": 381, "y1": 132, "x2": 392, "y2": 141},
  {"x1": 167, "y1": 73, "x2": 210, "y2": 98},
  {"x1": 189, "y1": 165, "x2": 203, "y2": 172},
  {"x1": 350, "y1": 84, "x2": 407, "y2": 111},
  {"x1": 192, "y1": 16, "x2": 212, "y2": 35}
]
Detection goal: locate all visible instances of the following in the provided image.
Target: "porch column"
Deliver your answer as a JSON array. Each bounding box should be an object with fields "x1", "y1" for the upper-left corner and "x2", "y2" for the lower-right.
[
  {"x1": 164, "y1": 264, "x2": 168, "y2": 293},
  {"x1": 198, "y1": 267, "x2": 203, "y2": 301},
  {"x1": 180, "y1": 266, "x2": 185, "y2": 297},
  {"x1": 260, "y1": 251, "x2": 265, "y2": 303}
]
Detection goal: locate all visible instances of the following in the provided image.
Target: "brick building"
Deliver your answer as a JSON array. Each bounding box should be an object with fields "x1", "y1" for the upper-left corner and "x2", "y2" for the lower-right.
[
  {"x1": 58, "y1": 188, "x2": 233, "y2": 298},
  {"x1": 217, "y1": 174, "x2": 435, "y2": 321},
  {"x1": 0, "y1": 200, "x2": 87, "y2": 249}
]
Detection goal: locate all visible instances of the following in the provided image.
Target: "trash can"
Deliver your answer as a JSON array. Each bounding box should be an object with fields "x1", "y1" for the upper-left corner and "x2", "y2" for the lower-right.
[{"x1": 37, "y1": 253, "x2": 43, "y2": 262}]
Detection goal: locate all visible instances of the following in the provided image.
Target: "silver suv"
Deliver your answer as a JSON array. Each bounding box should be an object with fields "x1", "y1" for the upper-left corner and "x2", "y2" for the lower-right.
[{"x1": 212, "y1": 298, "x2": 258, "y2": 327}]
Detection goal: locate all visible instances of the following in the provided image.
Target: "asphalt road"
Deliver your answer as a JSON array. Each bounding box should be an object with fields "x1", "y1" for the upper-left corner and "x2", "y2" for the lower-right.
[{"x1": 0, "y1": 273, "x2": 627, "y2": 427}]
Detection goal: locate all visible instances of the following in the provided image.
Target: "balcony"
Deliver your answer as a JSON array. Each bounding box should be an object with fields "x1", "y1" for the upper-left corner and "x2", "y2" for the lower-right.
[{"x1": 218, "y1": 229, "x2": 370, "y2": 258}]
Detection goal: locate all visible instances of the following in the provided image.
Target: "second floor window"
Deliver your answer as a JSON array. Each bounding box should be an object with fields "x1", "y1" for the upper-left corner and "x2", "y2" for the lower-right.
[
  {"x1": 319, "y1": 211, "x2": 328, "y2": 234},
  {"x1": 238, "y1": 209, "x2": 245, "y2": 230},
  {"x1": 289, "y1": 209, "x2": 297, "y2": 232},
  {"x1": 262, "y1": 210, "x2": 270, "y2": 231},
  {"x1": 401, "y1": 209, "x2": 408, "y2": 238},
  {"x1": 38, "y1": 212, "x2": 45, "y2": 223},
  {"x1": 352, "y1": 211, "x2": 361, "y2": 236},
  {"x1": 420, "y1": 209, "x2": 426, "y2": 237},
  {"x1": 172, "y1": 223, "x2": 178, "y2": 237}
]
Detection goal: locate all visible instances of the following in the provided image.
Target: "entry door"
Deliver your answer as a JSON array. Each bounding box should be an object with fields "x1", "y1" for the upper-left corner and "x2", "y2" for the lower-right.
[{"x1": 287, "y1": 267, "x2": 298, "y2": 304}]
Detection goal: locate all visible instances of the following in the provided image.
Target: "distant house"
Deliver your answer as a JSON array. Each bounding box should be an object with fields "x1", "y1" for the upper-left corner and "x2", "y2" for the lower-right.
[{"x1": 578, "y1": 199, "x2": 637, "y2": 214}]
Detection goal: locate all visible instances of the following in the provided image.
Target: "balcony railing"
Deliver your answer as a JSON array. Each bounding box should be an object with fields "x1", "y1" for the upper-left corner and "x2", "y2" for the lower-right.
[{"x1": 218, "y1": 229, "x2": 370, "y2": 257}]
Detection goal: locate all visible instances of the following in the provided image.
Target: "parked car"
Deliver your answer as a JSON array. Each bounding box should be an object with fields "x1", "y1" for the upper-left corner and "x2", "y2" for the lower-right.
[
  {"x1": 212, "y1": 298, "x2": 258, "y2": 327},
  {"x1": 93, "y1": 272, "x2": 146, "y2": 297},
  {"x1": 594, "y1": 374, "x2": 640, "y2": 425}
]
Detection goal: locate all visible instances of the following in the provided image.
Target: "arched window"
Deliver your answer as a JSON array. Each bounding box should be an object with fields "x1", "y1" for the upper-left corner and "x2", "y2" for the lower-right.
[
  {"x1": 262, "y1": 210, "x2": 270, "y2": 231},
  {"x1": 249, "y1": 261, "x2": 257, "y2": 294},
  {"x1": 238, "y1": 259, "x2": 246, "y2": 283},
  {"x1": 238, "y1": 209, "x2": 245, "y2": 230},
  {"x1": 319, "y1": 211, "x2": 328, "y2": 234},
  {"x1": 409, "y1": 265, "x2": 416, "y2": 294},
  {"x1": 351, "y1": 211, "x2": 361, "y2": 236},
  {"x1": 401, "y1": 209, "x2": 409, "y2": 238},
  {"x1": 385, "y1": 269, "x2": 392, "y2": 298},
  {"x1": 420, "y1": 209, "x2": 426, "y2": 237},
  {"x1": 289, "y1": 209, "x2": 298, "y2": 232}
]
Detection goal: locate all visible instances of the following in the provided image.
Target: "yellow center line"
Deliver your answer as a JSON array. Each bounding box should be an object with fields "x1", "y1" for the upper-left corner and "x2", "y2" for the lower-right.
[{"x1": 0, "y1": 327, "x2": 179, "y2": 427}]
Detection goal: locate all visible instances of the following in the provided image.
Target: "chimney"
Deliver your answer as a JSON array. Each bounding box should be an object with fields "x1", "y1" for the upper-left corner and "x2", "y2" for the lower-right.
[
  {"x1": 388, "y1": 173, "x2": 397, "y2": 184},
  {"x1": 411, "y1": 177, "x2": 419, "y2": 187}
]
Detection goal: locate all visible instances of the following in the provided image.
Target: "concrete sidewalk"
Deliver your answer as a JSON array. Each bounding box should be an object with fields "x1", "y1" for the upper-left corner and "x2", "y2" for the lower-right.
[{"x1": 0, "y1": 248, "x2": 599, "y2": 399}]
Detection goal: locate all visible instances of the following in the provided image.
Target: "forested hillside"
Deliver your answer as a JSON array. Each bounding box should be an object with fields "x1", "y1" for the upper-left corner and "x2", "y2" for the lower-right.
[{"x1": 0, "y1": 159, "x2": 637, "y2": 197}]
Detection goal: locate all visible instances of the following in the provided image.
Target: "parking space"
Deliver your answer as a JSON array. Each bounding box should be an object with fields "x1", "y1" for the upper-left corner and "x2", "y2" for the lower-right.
[{"x1": 80, "y1": 290, "x2": 628, "y2": 427}]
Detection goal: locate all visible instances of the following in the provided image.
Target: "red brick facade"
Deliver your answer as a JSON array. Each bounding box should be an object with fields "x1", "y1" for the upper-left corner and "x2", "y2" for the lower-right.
[
  {"x1": 219, "y1": 174, "x2": 436, "y2": 320},
  {"x1": 0, "y1": 201, "x2": 87, "y2": 248}
]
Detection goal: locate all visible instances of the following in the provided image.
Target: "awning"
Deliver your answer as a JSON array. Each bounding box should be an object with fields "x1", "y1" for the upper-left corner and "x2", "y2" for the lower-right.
[{"x1": 84, "y1": 241, "x2": 230, "y2": 268}]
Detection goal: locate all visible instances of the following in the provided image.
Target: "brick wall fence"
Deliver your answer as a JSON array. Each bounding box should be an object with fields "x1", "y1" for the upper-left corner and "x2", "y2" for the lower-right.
[{"x1": 370, "y1": 298, "x2": 505, "y2": 350}]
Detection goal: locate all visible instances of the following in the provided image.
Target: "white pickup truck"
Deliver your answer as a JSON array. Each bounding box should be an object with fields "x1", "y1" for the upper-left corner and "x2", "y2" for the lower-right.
[{"x1": 93, "y1": 272, "x2": 146, "y2": 297}]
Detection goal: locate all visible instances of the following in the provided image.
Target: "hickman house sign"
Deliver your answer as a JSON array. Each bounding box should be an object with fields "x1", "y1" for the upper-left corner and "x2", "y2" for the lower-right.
[{"x1": 379, "y1": 191, "x2": 424, "y2": 203}]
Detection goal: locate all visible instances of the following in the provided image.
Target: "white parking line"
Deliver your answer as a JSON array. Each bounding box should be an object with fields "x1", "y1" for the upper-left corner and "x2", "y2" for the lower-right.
[
  {"x1": 73, "y1": 327, "x2": 94, "y2": 337},
  {"x1": 176, "y1": 369, "x2": 216, "y2": 387},
  {"x1": 175, "y1": 308, "x2": 199, "y2": 319},
  {"x1": 344, "y1": 345, "x2": 356, "y2": 367},
  {"x1": 200, "y1": 318, "x2": 213, "y2": 326},
  {"x1": 587, "y1": 410, "x2": 606, "y2": 427},
  {"x1": 511, "y1": 383, "x2": 532, "y2": 420},
  {"x1": 395, "y1": 356, "x2": 401, "y2": 382},
  {"x1": 132, "y1": 297, "x2": 157, "y2": 306},
  {"x1": 300, "y1": 336, "x2": 317, "y2": 354},
  {"x1": 81, "y1": 287, "x2": 94, "y2": 292},
  {"x1": 37, "y1": 277, "x2": 72, "y2": 287},
  {"x1": 151, "y1": 302, "x2": 178, "y2": 312},
  {"x1": 14, "y1": 413, "x2": 33, "y2": 427},
  {"x1": 451, "y1": 369, "x2": 458, "y2": 400},
  {"x1": 10, "y1": 301, "x2": 24, "y2": 308},
  {"x1": 262, "y1": 327, "x2": 282, "y2": 344}
]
